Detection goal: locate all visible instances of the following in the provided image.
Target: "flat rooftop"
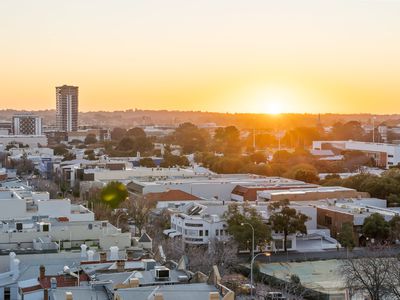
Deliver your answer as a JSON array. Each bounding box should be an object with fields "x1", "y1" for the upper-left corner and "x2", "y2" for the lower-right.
[{"x1": 134, "y1": 175, "x2": 303, "y2": 186}]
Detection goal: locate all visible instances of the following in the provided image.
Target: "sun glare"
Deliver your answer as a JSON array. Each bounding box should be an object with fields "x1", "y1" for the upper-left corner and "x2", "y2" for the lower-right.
[{"x1": 265, "y1": 101, "x2": 283, "y2": 115}]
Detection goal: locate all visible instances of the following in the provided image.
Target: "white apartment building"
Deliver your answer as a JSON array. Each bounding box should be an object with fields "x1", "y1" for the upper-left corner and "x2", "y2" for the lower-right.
[
  {"x1": 0, "y1": 189, "x2": 94, "y2": 222},
  {"x1": 167, "y1": 202, "x2": 230, "y2": 245},
  {"x1": 165, "y1": 201, "x2": 335, "y2": 252},
  {"x1": 312, "y1": 140, "x2": 400, "y2": 168},
  {"x1": 0, "y1": 186, "x2": 131, "y2": 251},
  {"x1": 0, "y1": 218, "x2": 131, "y2": 251}
]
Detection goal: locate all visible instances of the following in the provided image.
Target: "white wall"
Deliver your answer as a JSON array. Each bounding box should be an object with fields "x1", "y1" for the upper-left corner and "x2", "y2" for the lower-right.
[
  {"x1": 0, "y1": 199, "x2": 27, "y2": 220},
  {"x1": 37, "y1": 199, "x2": 71, "y2": 218}
]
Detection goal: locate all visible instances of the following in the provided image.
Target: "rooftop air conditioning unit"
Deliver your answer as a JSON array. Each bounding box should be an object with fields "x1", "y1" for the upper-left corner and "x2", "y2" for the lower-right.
[{"x1": 154, "y1": 267, "x2": 170, "y2": 281}]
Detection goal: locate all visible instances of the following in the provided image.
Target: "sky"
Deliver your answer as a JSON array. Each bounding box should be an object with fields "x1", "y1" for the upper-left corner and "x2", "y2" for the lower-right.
[{"x1": 1, "y1": 0, "x2": 400, "y2": 114}]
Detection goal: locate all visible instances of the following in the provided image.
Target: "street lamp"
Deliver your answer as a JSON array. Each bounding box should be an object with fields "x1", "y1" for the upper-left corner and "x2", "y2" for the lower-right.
[
  {"x1": 241, "y1": 222, "x2": 255, "y2": 297},
  {"x1": 249, "y1": 252, "x2": 271, "y2": 299}
]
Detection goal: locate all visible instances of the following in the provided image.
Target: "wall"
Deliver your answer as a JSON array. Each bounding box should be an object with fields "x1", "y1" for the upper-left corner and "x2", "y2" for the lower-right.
[
  {"x1": 316, "y1": 207, "x2": 354, "y2": 237},
  {"x1": 38, "y1": 199, "x2": 71, "y2": 218},
  {"x1": 0, "y1": 198, "x2": 27, "y2": 220}
]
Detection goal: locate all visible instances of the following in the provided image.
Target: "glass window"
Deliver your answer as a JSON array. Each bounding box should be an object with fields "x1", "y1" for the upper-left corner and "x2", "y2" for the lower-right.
[{"x1": 205, "y1": 230, "x2": 209, "y2": 236}]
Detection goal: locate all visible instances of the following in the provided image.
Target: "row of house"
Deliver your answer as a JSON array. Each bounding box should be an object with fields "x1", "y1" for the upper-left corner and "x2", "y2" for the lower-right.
[
  {"x1": 0, "y1": 179, "x2": 131, "y2": 252},
  {"x1": 0, "y1": 248, "x2": 233, "y2": 300}
]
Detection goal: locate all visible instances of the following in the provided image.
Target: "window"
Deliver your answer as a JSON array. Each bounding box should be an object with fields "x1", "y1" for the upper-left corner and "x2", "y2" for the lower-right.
[
  {"x1": 324, "y1": 216, "x2": 332, "y2": 226},
  {"x1": 388, "y1": 155, "x2": 394, "y2": 158},
  {"x1": 4, "y1": 287, "x2": 10, "y2": 300},
  {"x1": 88, "y1": 224, "x2": 93, "y2": 230},
  {"x1": 185, "y1": 223, "x2": 203, "y2": 227},
  {"x1": 220, "y1": 229, "x2": 223, "y2": 236},
  {"x1": 199, "y1": 230, "x2": 203, "y2": 236},
  {"x1": 205, "y1": 230, "x2": 209, "y2": 236},
  {"x1": 216, "y1": 229, "x2": 219, "y2": 236}
]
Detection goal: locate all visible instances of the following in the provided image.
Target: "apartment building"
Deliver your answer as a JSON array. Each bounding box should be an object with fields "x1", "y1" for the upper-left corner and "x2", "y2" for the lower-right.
[
  {"x1": 56, "y1": 85, "x2": 79, "y2": 132},
  {"x1": 165, "y1": 201, "x2": 335, "y2": 252},
  {"x1": 12, "y1": 114, "x2": 42, "y2": 135}
]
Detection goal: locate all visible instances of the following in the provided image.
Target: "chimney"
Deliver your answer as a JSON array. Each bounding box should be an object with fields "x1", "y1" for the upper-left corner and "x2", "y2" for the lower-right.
[
  {"x1": 116, "y1": 260, "x2": 125, "y2": 272},
  {"x1": 39, "y1": 265, "x2": 45, "y2": 280},
  {"x1": 65, "y1": 291, "x2": 73, "y2": 300},
  {"x1": 99, "y1": 252, "x2": 107, "y2": 262},
  {"x1": 154, "y1": 293, "x2": 164, "y2": 300},
  {"x1": 126, "y1": 249, "x2": 134, "y2": 260},
  {"x1": 128, "y1": 277, "x2": 139, "y2": 288},
  {"x1": 209, "y1": 292, "x2": 220, "y2": 300},
  {"x1": 43, "y1": 289, "x2": 49, "y2": 300}
]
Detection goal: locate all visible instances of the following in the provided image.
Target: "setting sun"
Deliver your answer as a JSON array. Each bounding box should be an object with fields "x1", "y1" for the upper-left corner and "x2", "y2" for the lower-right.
[{"x1": 265, "y1": 101, "x2": 283, "y2": 115}]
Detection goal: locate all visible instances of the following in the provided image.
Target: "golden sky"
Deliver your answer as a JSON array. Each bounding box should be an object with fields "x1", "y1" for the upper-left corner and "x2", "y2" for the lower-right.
[{"x1": 1, "y1": 0, "x2": 400, "y2": 113}]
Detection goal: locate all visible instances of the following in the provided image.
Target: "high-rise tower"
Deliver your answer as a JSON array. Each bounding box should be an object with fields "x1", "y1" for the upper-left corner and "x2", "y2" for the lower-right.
[{"x1": 56, "y1": 85, "x2": 78, "y2": 132}]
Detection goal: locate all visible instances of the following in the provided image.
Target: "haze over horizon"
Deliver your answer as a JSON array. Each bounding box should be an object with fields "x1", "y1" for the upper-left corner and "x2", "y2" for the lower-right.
[{"x1": 1, "y1": 0, "x2": 400, "y2": 114}]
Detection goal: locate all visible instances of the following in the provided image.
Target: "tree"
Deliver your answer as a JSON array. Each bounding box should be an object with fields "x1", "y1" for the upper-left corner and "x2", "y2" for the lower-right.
[
  {"x1": 53, "y1": 144, "x2": 68, "y2": 156},
  {"x1": 213, "y1": 126, "x2": 241, "y2": 155},
  {"x1": 139, "y1": 157, "x2": 156, "y2": 168},
  {"x1": 272, "y1": 150, "x2": 292, "y2": 164},
  {"x1": 338, "y1": 222, "x2": 355, "y2": 250},
  {"x1": 62, "y1": 152, "x2": 76, "y2": 162},
  {"x1": 100, "y1": 181, "x2": 128, "y2": 209},
  {"x1": 31, "y1": 178, "x2": 60, "y2": 198},
  {"x1": 84, "y1": 149, "x2": 97, "y2": 160},
  {"x1": 389, "y1": 215, "x2": 400, "y2": 242},
  {"x1": 331, "y1": 121, "x2": 365, "y2": 141},
  {"x1": 84, "y1": 133, "x2": 97, "y2": 144},
  {"x1": 341, "y1": 248, "x2": 396, "y2": 300},
  {"x1": 161, "y1": 238, "x2": 239, "y2": 276},
  {"x1": 362, "y1": 213, "x2": 389, "y2": 242},
  {"x1": 121, "y1": 196, "x2": 155, "y2": 236},
  {"x1": 281, "y1": 126, "x2": 322, "y2": 148},
  {"x1": 111, "y1": 127, "x2": 127, "y2": 141},
  {"x1": 126, "y1": 127, "x2": 146, "y2": 138},
  {"x1": 342, "y1": 150, "x2": 374, "y2": 171},
  {"x1": 172, "y1": 122, "x2": 209, "y2": 154},
  {"x1": 250, "y1": 152, "x2": 267, "y2": 164},
  {"x1": 160, "y1": 154, "x2": 189, "y2": 168},
  {"x1": 225, "y1": 202, "x2": 271, "y2": 251},
  {"x1": 116, "y1": 137, "x2": 135, "y2": 151},
  {"x1": 187, "y1": 240, "x2": 239, "y2": 276},
  {"x1": 12, "y1": 153, "x2": 35, "y2": 175},
  {"x1": 269, "y1": 199, "x2": 309, "y2": 252},
  {"x1": 284, "y1": 163, "x2": 319, "y2": 184}
]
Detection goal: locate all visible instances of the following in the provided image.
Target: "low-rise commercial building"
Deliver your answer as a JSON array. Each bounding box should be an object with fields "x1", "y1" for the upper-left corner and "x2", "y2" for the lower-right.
[{"x1": 312, "y1": 140, "x2": 400, "y2": 168}]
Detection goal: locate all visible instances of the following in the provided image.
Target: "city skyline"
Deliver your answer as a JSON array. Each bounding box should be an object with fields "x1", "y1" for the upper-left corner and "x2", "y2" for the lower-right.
[{"x1": 1, "y1": 0, "x2": 400, "y2": 114}]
